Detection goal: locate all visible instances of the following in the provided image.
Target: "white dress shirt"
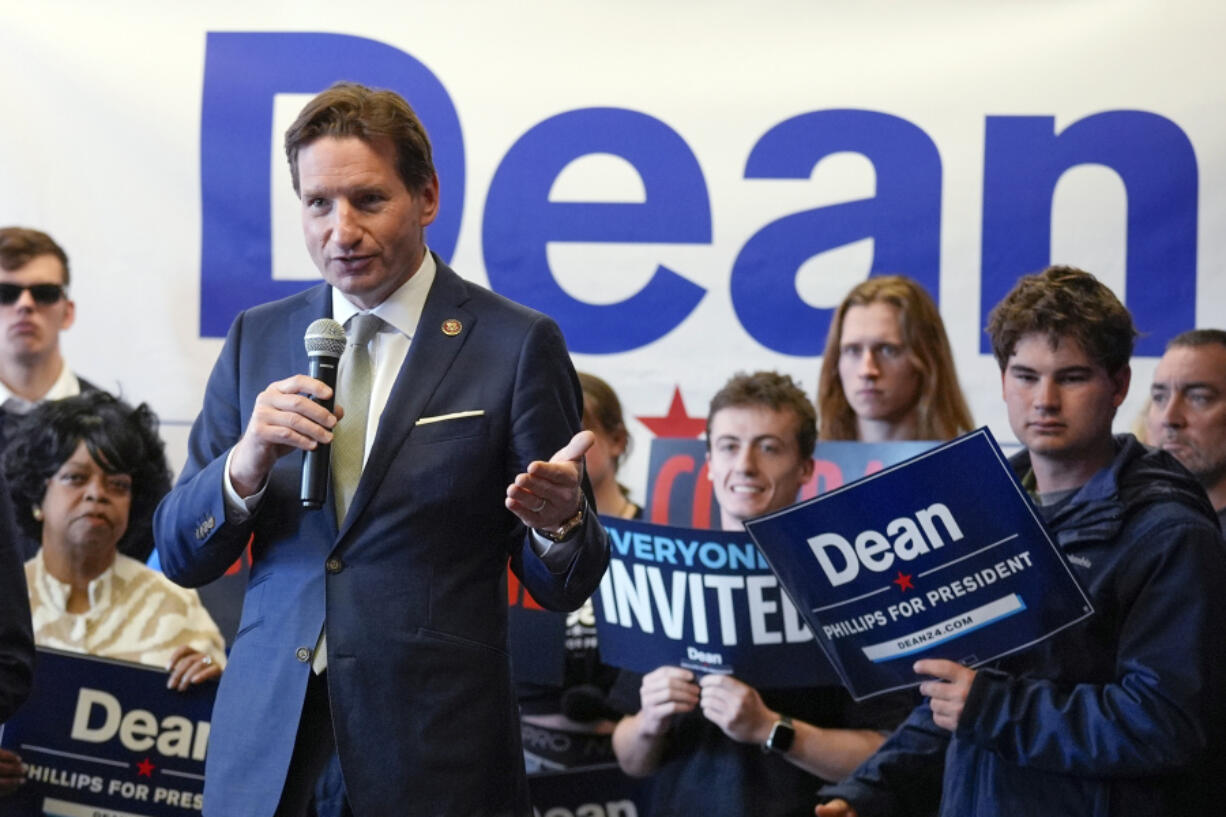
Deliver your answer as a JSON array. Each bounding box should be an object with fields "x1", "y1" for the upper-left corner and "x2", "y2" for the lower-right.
[
  {"x1": 0, "y1": 359, "x2": 82, "y2": 415},
  {"x1": 329, "y1": 250, "x2": 436, "y2": 463}
]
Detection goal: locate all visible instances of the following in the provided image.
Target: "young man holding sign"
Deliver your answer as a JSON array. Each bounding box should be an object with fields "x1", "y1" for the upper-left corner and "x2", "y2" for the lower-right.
[
  {"x1": 611, "y1": 372, "x2": 912, "y2": 817},
  {"x1": 819, "y1": 267, "x2": 1226, "y2": 817}
]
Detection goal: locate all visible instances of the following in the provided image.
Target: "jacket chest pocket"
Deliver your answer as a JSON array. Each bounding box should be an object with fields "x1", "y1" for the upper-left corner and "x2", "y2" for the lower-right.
[
  {"x1": 408, "y1": 412, "x2": 488, "y2": 445},
  {"x1": 397, "y1": 414, "x2": 498, "y2": 505}
]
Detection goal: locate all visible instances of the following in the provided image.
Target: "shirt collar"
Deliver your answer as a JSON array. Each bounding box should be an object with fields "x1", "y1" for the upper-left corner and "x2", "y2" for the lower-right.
[
  {"x1": 0, "y1": 360, "x2": 80, "y2": 415},
  {"x1": 331, "y1": 249, "x2": 436, "y2": 339}
]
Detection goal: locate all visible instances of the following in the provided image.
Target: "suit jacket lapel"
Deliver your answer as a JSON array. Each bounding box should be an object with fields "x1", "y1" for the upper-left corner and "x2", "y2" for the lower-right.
[
  {"x1": 337, "y1": 261, "x2": 475, "y2": 539},
  {"x1": 287, "y1": 284, "x2": 332, "y2": 382}
]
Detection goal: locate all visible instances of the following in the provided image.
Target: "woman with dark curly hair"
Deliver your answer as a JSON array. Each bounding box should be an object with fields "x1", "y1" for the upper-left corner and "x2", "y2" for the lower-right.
[{"x1": 2, "y1": 392, "x2": 224, "y2": 682}]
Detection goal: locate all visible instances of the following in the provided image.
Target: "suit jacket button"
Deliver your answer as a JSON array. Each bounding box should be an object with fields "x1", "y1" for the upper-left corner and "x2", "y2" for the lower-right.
[
  {"x1": 325, "y1": 558, "x2": 343, "y2": 574},
  {"x1": 295, "y1": 647, "x2": 311, "y2": 663}
]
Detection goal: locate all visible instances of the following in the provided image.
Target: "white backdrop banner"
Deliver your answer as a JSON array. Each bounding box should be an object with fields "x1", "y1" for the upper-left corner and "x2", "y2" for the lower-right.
[{"x1": 1, "y1": 0, "x2": 1222, "y2": 498}]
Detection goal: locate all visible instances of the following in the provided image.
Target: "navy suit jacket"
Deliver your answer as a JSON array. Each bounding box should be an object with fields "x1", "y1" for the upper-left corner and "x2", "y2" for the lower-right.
[
  {"x1": 154, "y1": 260, "x2": 609, "y2": 817},
  {"x1": 0, "y1": 471, "x2": 33, "y2": 723}
]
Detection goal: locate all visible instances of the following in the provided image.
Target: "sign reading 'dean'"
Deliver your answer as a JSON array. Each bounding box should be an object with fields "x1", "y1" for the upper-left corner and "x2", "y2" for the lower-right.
[
  {"x1": 745, "y1": 429, "x2": 1093, "y2": 700},
  {"x1": 593, "y1": 517, "x2": 838, "y2": 687},
  {"x1": 0, "y1": 649, "x2": 215, "y2": 817}
]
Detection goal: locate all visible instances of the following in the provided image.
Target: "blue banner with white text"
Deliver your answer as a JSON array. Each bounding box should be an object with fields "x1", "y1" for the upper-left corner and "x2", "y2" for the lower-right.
[
  {"x1": 593, "y1": 518, "x2": 838, "y2": 687},
  {"x1": 0, "y1": 649, "x2": 214, "y2": 817},
  {"x1": 745, "y1": 428, "x2": 1094, "y2": 700}
]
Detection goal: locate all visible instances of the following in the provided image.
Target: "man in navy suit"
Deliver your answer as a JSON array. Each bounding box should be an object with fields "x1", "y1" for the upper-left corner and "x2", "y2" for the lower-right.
[{"x1": 155, "y1": 82, "x2": 609, "y2": 817}]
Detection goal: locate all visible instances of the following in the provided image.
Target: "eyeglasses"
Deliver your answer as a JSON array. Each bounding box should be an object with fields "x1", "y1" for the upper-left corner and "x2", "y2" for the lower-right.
[{"x1": 0, "y1": 283, "x2": 66, "y2": 306}]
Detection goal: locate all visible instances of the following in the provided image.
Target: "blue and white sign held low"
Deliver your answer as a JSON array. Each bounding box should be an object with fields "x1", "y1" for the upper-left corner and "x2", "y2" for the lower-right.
[
  {"x1": 0, "y1": 649, "x2": 214, "y2": 817},
  {"x1": 745, "y1": 428, "x2": 1094, "y2": 700}
]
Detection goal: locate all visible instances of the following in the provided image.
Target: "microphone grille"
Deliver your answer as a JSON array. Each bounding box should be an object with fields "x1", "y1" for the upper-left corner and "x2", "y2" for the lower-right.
[{"x1": 304, "y1": 318, "x2": 347, "y2": 357}]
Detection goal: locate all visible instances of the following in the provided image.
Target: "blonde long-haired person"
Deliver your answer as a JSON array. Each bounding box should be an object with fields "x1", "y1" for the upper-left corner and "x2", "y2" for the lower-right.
[
  {"x1": 818, "y1": 276, "x2": 973, "y2": 442},
  {"x1": 579, "y1": 372, "x2": 642, "y2": 519}
]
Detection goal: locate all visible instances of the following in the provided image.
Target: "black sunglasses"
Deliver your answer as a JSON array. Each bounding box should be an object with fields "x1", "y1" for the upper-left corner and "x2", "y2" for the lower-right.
[{"x1": 0, "y1": 283, "x2": 66, "y2": 306}]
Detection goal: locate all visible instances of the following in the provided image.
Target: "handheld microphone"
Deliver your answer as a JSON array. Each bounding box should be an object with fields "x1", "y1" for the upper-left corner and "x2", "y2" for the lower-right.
[{"x1": 301, "y1": 318, "x2": 347, "y2": 509}]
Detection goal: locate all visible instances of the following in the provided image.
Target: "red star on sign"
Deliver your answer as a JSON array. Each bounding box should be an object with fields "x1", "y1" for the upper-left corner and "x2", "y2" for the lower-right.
[
  {"x1": 892, "y1": 571, "x2": 915, "y2": 592},
  {"x1": 636, "y1": 387, "x2": 707, "y2": 438},
  {"x1": 136, "y1": 757, "x2": 155, "y2": 777}
]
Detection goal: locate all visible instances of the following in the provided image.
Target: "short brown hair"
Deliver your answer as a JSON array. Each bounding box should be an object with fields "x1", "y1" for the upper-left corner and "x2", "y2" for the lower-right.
[
  {"x1": 986, "y1": 265, "x2": 1137, "y2": 375},
  {"x1": 817, "y1": 275, "x2": 973, "y2": 441},
  {"x1": 708, "y1": 371, "x2": 817, "y2": 459},
  {"x1": 284, "y1": 81, "x2": 435, "y2": 196},
  {"x1": 0, "y1": 227, "x2": 69, "y2": 285},
  {"x1": 1168, "y1": 328, "x2": 1226, "y2": 353}
]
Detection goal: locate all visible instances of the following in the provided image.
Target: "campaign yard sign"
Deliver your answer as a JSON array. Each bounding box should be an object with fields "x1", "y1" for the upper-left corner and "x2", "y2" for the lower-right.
[
  {"x1": 745, "y1": 428, "x2": 1093, "y2": 700},
  {"x1": 592, "y1": 517, "x2": 839, "y2": 687},
  {"x1": 0, "y1": 649, "x2": 214, "y2": 817}
]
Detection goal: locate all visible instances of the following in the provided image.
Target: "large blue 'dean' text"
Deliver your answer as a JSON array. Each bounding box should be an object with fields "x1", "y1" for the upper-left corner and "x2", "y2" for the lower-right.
[{"x1": 201, "y1": 32, "x2": 1197, "y2": 355}]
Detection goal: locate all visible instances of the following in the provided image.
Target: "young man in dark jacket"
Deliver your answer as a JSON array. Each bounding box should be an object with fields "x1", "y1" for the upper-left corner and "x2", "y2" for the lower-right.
[{"x1": 818, "y1": 266, "x2": 1226, "y2": 817}]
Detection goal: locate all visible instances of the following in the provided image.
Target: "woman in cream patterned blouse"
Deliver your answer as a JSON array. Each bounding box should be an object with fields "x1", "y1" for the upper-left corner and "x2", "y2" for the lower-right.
[{"x1": 3, "y1": 392, "x2": 225, "y2": 682}]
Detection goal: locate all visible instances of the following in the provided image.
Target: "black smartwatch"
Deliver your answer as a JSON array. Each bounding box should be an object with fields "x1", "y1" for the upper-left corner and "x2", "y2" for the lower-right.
[{"x1": 763, "y1": 715, "x2": 795, "y2": 754}]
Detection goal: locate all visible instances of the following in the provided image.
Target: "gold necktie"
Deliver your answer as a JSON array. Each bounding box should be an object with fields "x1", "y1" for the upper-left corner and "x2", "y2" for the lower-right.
[{"x1": 314, "y1": 312, "x2": 383, "y2": 674}]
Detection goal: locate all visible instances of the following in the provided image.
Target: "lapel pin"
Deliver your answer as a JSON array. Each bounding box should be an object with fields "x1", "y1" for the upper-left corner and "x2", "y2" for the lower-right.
[{"x1": 441, "y1": 318, "x2": 463, "y2": 336}]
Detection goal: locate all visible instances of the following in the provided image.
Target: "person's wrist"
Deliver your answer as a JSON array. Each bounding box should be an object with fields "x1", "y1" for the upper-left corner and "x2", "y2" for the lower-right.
[
  {"x1": 229, "y1": 441, "x2": 271, "y2": 498},
  {"x1": 756, "y1": 710, "x2": 781, "y2": 745},
  {"x1": 538, "y1": 494, "x2": 586, "y2": 542},
  {"x1": 762, "y1": 714, "x2": 795, "y2": 754},
  {"x1": 639, "y1": 712, "x2": 672, "y2": 739}
]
